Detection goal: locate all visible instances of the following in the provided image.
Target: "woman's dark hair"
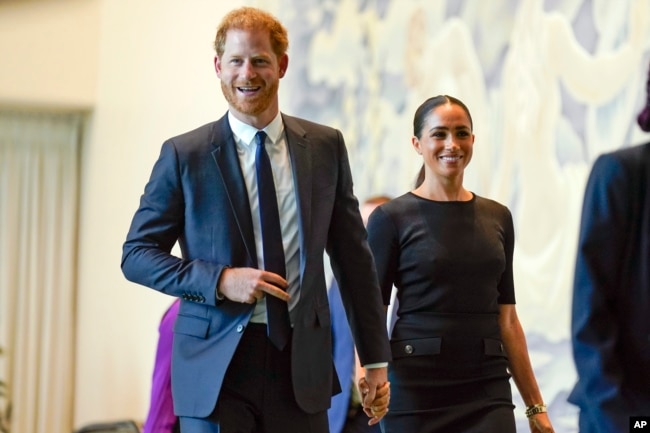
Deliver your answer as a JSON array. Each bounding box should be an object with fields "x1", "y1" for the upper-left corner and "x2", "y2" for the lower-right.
[
  {"x1": 638, "y1": 60, "x2": 650, "y2": 132},
  {"x1": 414, "y1": 165, "x2": 425, "y2": 188},
  {"x1": 412, "y1": 95, "x2": 473, "y2": 138},
  {"x1": 412, "y1": 95, "x2": 473, "y2": 188}
]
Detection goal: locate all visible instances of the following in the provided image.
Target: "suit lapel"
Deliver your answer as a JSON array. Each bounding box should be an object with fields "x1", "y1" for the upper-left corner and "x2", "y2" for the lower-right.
[
  {"x1": 209, "y1": 113, "x2": 312, "y2": 275},
  {"x1": 210, "y1": 115, "x2": 257, "y2": 267},
  {"x1": 283, "y1": 114, "x2": 311, "y2": 280}
]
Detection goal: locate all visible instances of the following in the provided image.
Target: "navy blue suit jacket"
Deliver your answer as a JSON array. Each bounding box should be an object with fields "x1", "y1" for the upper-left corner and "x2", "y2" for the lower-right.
[
  {"x1": 569, "y1": 142, "x2": 650, "y2": 432},
  {"x1": 121, "y1": 113, "x2": 391, "y2": 418}
]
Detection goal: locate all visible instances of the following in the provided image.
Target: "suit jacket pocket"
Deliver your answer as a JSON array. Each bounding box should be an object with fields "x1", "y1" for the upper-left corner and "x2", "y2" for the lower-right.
[
  {"x1": 483, "y1": 338, "x2": 507, "y2": 358},
  {"x1": 391, "y1": 337, "x2": 441, "y2": 359},
  {"x1": 174, "y1": 314, "x2": 210, "y2": 339},
  {"x1": 316, "y1": 304, "x2": 331, "y2": 327},
  {"x1": 301, "y1": 304, "x2": 332, "y2": 328}
]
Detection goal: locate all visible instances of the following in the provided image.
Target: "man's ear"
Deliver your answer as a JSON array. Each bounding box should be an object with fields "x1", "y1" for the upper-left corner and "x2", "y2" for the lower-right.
[
  {"x1": 278, "y1": 53, "x2": 289, "y2": 78},
  {"x1": 214, "y1": 56, "x2": 222, "y2": 77}
]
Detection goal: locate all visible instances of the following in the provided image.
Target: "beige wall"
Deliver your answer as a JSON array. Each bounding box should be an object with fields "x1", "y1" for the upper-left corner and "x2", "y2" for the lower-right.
[{"x1": 0, "y1": 0, "x2": 100, "y2": 109}]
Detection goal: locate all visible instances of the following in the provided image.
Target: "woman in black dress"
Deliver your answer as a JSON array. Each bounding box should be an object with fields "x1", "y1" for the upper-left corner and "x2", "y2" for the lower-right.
[{"x1": 367, "y1": 95, "x2": 554, "y2": 433}]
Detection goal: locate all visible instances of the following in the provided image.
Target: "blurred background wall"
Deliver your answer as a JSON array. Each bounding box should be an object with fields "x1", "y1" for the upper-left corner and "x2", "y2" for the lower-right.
[{"x1": 0, "y1": 0, "x2": 648, "y2": 432}]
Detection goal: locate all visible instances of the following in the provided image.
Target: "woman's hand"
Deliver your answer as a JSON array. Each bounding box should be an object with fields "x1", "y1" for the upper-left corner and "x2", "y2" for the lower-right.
[{"x1": 528, "y1": 412, "x2": 554, "y2": 433}]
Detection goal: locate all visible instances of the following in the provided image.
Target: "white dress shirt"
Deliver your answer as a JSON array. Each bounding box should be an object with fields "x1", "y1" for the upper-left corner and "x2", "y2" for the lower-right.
[{"x1": 228, "y1": 111, "x2": 300, "y2": 324}]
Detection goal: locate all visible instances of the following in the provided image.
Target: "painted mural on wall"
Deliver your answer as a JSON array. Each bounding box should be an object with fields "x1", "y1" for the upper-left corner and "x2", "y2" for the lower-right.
[{"x1": 270, "y1": 0, "x2": 650, "y2": 430}]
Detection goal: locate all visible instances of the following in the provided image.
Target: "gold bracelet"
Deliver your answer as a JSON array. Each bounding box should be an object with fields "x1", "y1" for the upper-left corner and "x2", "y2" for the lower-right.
[{"x1": 525, "y1": 403, "x2": 547, "y2": 418}]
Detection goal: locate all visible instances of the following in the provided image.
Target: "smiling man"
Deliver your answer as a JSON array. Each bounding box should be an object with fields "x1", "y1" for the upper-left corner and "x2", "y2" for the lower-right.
[{"x1": 121, "y1": 7, "x2": 390, "y2": 433}]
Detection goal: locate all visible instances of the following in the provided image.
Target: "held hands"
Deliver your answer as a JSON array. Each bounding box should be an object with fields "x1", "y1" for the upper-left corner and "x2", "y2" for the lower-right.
[
  {"x1": 358, "y1": 367, "x2": 390, "y2": 425},
  {"x1": 217, "y1": 267, "x2": 290, "y2": 304}
]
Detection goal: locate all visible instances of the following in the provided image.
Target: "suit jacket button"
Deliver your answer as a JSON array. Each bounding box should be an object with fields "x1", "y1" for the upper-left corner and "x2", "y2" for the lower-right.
[
  {"x1": 404, "y1": 344, "x2": 414, "y2": 355},
  {"x1": 236, "y1": 324, "x2": 244, "y2": 333}
]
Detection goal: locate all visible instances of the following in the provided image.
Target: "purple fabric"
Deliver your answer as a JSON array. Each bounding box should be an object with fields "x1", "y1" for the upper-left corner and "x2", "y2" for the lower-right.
[{"x1": 143, "y1": 299, "x2": 180, "y2": 433}]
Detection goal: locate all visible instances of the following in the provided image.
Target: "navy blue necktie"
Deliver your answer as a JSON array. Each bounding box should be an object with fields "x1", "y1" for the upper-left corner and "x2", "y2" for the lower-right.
[{"x1": 255, "y1": 130, "x2": 291, "y2": 350}]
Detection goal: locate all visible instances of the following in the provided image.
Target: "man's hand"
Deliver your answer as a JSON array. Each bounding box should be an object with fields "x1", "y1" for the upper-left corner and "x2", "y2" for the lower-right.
[
  {"x1": 217, "y1": 267, "x2": 290, "y2": 304},
  {"x1": 358, "y1": 367, "x2": 389, "y2": 425}
]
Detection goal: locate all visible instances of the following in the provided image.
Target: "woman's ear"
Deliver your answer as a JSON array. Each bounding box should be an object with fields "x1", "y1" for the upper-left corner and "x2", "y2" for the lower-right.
[{"x1": 411, "y1": 136, "x2": 422, "y2": 155}]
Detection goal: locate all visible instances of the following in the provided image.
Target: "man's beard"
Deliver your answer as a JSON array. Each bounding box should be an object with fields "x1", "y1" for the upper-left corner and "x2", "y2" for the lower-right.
[{"x1": 220, "y1": 79, "x2": 279, "y2": 116}]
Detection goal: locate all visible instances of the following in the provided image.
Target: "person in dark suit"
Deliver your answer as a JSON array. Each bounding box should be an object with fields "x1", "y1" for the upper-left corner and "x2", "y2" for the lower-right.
[
  {"x1": 569, "y1": 62, "x2": 650, "y2": 432},
  {"x1": 328, "y1": 196, "x2": 391, "y2": 433},
  {"x1": 121, "y1": 7, "x2": 390, "y2": 433}
]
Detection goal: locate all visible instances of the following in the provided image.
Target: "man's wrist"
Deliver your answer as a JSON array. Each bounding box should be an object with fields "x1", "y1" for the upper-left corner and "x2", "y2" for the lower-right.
[
  {"x1": 215, "y1": 283, "x2": 225, "y2": 301},
  {"x1": 215, "y1": 267, "x2": 229, "y2": 302}
]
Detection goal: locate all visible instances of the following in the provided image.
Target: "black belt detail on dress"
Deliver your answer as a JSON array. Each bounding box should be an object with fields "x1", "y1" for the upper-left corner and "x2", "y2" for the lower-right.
[
  {"x1": 391, "y1": 337, "x2": 441, "y2": 358},
  {"x1": 390, "y1": 337, "x2": 507, "y2": 359}
]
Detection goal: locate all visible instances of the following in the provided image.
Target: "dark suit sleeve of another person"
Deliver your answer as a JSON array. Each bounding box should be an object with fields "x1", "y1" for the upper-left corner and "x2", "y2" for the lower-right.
[{"x1": 570, "y1": 144, "x2": 650, "y2": 432}]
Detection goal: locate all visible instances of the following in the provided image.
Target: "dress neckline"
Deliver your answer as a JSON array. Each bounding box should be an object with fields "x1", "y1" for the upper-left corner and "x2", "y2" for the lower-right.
[{"x1": 407, "y1": 191, "x2": 476, "y2": 204}]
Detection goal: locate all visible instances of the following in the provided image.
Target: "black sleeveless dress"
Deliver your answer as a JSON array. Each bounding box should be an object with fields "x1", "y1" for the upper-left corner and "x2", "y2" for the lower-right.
[{"x1": 366, "y1": 193, "x2": 517, "y2": 433}]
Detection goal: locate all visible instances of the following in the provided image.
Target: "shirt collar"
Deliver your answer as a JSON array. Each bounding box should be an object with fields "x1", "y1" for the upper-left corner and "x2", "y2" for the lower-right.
[{"x1": 228, "y1": 111, "x2": 284, "y2": 147}]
